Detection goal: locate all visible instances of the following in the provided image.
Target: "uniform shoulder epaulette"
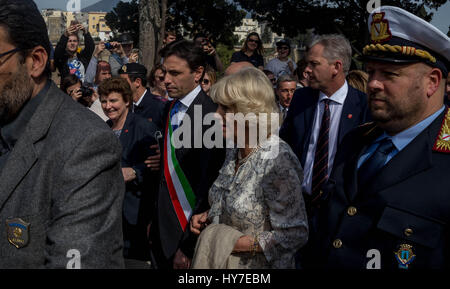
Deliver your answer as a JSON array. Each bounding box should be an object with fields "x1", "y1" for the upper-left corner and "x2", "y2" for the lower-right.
[
  {"x1": 359, "y1": 122, "x2": 378, "y2": 137},
  {"x1": 433, "y1": 107, "x2": 450, "y2": 153}
]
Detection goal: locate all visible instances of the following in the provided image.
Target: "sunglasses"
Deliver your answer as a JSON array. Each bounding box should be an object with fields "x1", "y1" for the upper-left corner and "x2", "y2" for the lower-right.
[
  {"x1": 247, "y1": 39, "x2": 260, "y2": 44},
  {"x1": 202, "y1": 79, "x2": 210, "y2": 85}
]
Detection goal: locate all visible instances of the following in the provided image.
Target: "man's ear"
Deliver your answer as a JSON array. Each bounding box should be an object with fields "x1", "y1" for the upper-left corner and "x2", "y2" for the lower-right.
[
  {"x1": 332, "y1": 60, "x2": 343, "y2": 76},
  {"x1": 27, "y1": 46, "x2": 48, "y2": 79},
  {"x1": 194, "y1": 66, "x2": 205, "y2": 83},
  {"x1": 426, "y1": 67, "x2": 443, "y2": 97}
]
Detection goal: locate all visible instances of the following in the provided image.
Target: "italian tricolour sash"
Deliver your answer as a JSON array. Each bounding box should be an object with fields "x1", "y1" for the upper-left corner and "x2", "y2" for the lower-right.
[{"x1": 163, "y1": 102, "x2": 196, "y2": 231}]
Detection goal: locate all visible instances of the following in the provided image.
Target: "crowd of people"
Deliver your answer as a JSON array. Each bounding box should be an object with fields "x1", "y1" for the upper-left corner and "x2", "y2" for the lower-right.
[{"x1": 0, "y1": 0, "x2": 450, "y2": 271}]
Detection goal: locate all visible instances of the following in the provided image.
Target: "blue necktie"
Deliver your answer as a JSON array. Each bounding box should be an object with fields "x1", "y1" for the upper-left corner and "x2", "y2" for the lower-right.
[
  {"x1": 170, "y1": 100, "x2": 182, "y2": 131},
  {"x1": 358, "y1": 138, "x2": 395, "y2": 186}
]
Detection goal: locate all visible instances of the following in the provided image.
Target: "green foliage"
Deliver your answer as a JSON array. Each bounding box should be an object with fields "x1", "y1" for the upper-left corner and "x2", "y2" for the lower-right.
[
  {"x1": 235, "y1": 0, "x2": 447, "y2": 53},
  {"x1": 106, "y1": 0, "x2": 245, "y2": 48},
  {"x1": 166, "y1": 0, "x2": 245, "y2": 46},
  {"x1": 216, "y1": 43, "x2": 236, "y2": 74},
  {"x1": 105, "y1": 0, "x2": 139, "y2": 45}
]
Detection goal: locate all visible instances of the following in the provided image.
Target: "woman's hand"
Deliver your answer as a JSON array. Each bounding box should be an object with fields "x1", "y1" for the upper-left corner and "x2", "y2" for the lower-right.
[
  {"x1": 122, "y1": 167, "x2": 137, "y2": 182},
  {"x1": 190, "y1": 210, "x2": 209, "y2": 235},
  {"x1": 144, "y1": 144, "x2": 161, "y2": 171},
  {"x1": 232, "y1": 235, "x2": 261, "y2": 253}
]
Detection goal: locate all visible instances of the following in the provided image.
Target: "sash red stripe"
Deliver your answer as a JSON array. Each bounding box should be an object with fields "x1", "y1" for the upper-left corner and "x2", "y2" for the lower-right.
[{"x1": 163, "y1": 103, "x2": 188, "y2": 231}]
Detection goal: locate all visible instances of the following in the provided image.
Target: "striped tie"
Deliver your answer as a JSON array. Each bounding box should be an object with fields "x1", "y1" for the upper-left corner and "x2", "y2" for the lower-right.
[{"x1": 311, "y1": 98, "x2": 330, "y2": 202}]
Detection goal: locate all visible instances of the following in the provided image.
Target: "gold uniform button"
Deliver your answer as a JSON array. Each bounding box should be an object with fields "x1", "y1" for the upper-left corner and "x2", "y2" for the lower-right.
[
  {"x1": 404, "y1": 228, "x2": 413, "y2": 237},
  {"x1": 347, "y1": 206, "x2": 357, "y2": 216},
  {"x1": 333, "y1": 239, "x2": 343, "y2": 249}
]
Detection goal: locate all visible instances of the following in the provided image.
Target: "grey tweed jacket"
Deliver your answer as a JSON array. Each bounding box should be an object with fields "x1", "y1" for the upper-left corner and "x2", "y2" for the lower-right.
[{"x1": 0, "y1": 82, "x2": 125, "y2": 268}]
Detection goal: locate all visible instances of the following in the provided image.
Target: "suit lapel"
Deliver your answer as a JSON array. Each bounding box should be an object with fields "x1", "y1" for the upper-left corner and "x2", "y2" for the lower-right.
[
  {"x1": 345, "y1": 123, "x2": 382, "y2": 202},
  {"x1": 338, "y1": 87, "x2": 360, "y2": 144},
  {"x1": 300, "y1": 91, "x2": 319, "y2": 165},
  {"x1": 0, "y1": 82, "x2": 64, "y2": 210},
  {"x1": 118, "y1": 112, "x2": 134, "y2": 166}
]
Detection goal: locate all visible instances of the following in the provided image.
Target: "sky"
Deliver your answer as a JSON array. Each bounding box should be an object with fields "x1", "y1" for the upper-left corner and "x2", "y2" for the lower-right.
[{"x1": 34, "y1": 0, "x2": 449, "y2": 34}]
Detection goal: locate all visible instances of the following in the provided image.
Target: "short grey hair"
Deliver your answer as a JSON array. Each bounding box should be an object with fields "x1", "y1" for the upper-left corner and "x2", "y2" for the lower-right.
[
  {"x1": 308, "y1": 34, "x2": 352, "y2": 75},
  {"x1": 276, "y1": 74, "x2": 297, "y2": 89}
]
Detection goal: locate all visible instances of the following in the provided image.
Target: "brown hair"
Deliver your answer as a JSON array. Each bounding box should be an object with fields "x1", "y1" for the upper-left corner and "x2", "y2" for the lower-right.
[
  {"x1": 148, "y1": 63, "x2": 166, "y2": 87},
  {"x1": 204, "y1": 65, "x2": 217, "y2": 85},
  {"x1": 95, "y1": 61, "x2": 111, "y2": 84},
  {"x1": 98, "y1": 77, "x2": 133, "y2": 104},
  {"x1": 241, "y1": 32, "x2": 264, "y2": 56}
]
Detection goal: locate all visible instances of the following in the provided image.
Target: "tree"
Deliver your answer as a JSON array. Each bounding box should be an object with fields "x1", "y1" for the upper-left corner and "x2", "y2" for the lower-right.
[
  {"x1": 106, "y1": 0, "x2": 245, "y2": 72},
  {"x1": 105, "y1": 0, "x2": 139, "y2": 44},
  {"x1": 139, "y1": 0, "x2": 162, "y2": 71},
  {"x1": 235, "y1": 0, "x2": 447, "y2": 54}
]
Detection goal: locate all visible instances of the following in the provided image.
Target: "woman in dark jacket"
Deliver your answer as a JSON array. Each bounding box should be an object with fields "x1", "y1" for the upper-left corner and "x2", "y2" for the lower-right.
[
  {"x1": 98, "y1": 77, "x2": 160, "y2": 266},
  {"x1": 230, "y1": 32, "x2": 264, "y2": 70}
]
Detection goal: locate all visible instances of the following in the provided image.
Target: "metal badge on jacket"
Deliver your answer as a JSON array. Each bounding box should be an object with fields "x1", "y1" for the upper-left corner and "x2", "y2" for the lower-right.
[{"x1": 6, "y1": 218, "x2": 30, "y2": 249}]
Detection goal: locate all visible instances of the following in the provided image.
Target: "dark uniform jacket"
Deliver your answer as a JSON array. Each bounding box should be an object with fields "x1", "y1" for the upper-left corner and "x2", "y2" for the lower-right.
[
  {"x1": 133, "y1": 90, "x2": 165, "y2": 130},
  {"x1": 108, "y1": 112, "x2": 160, "y2": 260},
  {"x1": 312, "y1": 107, "x2": 450, "y2": 270},
  {"x1": 150, "y1": 90, "x2": 225, "y2": 267}
]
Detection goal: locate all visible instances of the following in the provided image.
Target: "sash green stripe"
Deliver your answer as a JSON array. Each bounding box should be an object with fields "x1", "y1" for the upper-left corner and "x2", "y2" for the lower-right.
[{"x1": 168, "y1": 115, "x2": 196, "y2": 209}]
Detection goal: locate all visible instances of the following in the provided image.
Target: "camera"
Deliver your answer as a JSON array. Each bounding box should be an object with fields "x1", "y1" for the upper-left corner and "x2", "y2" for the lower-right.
[
  {"x1": 104, "y1": 42, "x2": 113, "y2": 50},
  {"x1": 80, "y1": 85, "x2": 93, "y2": 98}
]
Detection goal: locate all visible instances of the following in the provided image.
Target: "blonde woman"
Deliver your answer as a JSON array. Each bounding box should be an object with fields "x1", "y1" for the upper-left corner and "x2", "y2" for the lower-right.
[{"x1": 190, "y1": 67, "x2": 308, "y2": 269}]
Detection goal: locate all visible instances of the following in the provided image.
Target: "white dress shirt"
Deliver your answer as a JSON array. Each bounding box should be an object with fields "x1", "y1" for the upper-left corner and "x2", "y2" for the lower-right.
[
  {"x1": 302, "y1": 81, "x2": 348, "y2": 194},
  {"x1": 133, "y1": 89, "x2": 147, "y2": 108},
  {"x1": 171, "y1": 85, "x2": 201, "y2": 128}
]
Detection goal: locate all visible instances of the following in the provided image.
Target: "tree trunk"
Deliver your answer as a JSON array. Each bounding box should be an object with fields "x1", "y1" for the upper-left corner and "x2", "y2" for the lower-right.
[
  {"x1": 139, "y1": 0, "x2": 161, "y2": 73},
  {"x1": 155, "y1": 0, "x2": 167, "y2": 64}
]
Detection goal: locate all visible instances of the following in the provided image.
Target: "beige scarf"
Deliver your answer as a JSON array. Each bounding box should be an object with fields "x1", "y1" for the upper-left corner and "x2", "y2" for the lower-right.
[{"x1": 191, "y1": 224, "x2": 244, "y2": 269}]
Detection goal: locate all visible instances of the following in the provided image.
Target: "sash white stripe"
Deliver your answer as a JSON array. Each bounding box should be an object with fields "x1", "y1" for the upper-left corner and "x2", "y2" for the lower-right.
[{"x1": 166, "y1": 129, "x2": 193, "y2": 222}]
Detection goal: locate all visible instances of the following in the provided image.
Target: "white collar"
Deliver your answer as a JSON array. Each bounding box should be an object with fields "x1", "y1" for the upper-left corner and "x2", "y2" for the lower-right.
[
  {"x1": 134, "y1": 89, "x2": 147, "y2": 106},
  {"x1": 178, "y1": 85, "x2": 201, "y2": 108},
  {"x1": 318, "y1": 81, "x2": 348, "y2": 105}
]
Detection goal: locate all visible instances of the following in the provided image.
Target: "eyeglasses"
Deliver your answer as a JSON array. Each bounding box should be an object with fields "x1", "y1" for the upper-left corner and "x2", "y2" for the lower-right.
[
  {"x1": 247, "y1": 39, "x2": 260, "y2": 44},
  {"x1": 202, "y1": 79, "x2": 210, "y2": 85},
  {"x1": 277, "y1": 46, "x2": 289, "y2": 50},
  {"x1": 0, "y1": 47, "x2": 21, "y2": 62}
]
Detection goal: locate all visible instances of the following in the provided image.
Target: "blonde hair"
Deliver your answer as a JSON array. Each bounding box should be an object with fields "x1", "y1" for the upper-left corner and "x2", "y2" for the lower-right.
[
  {"x1": 346, "y1": 70, "x2": 369, "y2": 93},
  {"x1": 210, "y1": 67, "x2": 281, "y2": 139}
]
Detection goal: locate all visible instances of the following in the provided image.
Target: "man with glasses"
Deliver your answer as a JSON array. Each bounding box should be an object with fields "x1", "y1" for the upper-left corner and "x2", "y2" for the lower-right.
[
  {"x1": 266, "y1": 39, "x2": 297, "y2": 79},
  {"x1": 0, "y1": 0, "x2": 125, "y2": 268},
  {"x1": 276, "y1": 74, "x2": 297, "y2": 121}
]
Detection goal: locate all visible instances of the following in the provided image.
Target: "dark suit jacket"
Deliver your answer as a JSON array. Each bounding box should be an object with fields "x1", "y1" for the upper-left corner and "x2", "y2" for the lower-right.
[
  {"x1": 279, "y1": 85, "x2": 370, "y2": 167},
  {"x1": 314, "y1": 108, "x2": 450, "y2": 270},
  {"x1": 0, "y1": 82, "x2": 125, "y2": 268},
  {"x1": 108, "y1": 112, "x2": 160, "y2": 260},
  {"x1": 133, "y1": 90, "x2": 165, "y2": 130},
  {"x1": 151, "y1": 90, "x2": 225, "y2": 263}
]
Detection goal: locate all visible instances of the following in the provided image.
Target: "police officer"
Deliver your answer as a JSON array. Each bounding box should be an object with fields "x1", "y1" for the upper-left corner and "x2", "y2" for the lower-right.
[
  {"x1": 311, "y1": 6, "x2": 450, "y2": 270},
  {"x1": 119, "y1": 63, "x2": 165, "y2": 129}
]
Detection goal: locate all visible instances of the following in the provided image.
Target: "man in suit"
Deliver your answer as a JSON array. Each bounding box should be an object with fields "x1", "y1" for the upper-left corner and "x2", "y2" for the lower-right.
[
  {"x1": 280, "y1": 34, "x2": 370, "y2": 211},
  {"x1": 119, "y1": 63, "x2": 165, "y2": 129},
  {"x1": 0, "y1": 0, "x2": 124, "y2": 268},
  {"x1": 313, "y1": 6, "x2": 450, "y2": 270},
  {"x1": 149, "y1": 40, "x2": 225, "y2": 269},
  {"x1": 275, "y1": 74, "x2": 297, "y2": 122}
]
